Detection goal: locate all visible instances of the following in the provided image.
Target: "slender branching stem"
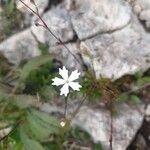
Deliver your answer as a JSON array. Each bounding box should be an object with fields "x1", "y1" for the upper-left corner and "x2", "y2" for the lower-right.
[
  {"x1": 69, "y1": 83, "x2": 96, "y2": 122},
  {"x1": 19, "y1": 0, "x2": 81, "y2": 65},
  {"x1": 109, "y1": 101, "x2": 113, "y2": 150}
]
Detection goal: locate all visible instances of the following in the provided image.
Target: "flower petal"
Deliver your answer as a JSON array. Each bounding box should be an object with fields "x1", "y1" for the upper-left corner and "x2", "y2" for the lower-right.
[
  {"x1": 68, "y1": 82, "x2": 82, "y2": 91},
  {"x1": 52, "y1": 77, "x2": 65, "y2": 86},
  {"x1": 68, "y1": 70, "x2": 80, "y2": 82},
  {"x1": 59, "y1": 66, "x2": 68, "y2": 80},
  {"x1": 60, "y1": 83, "x2": 69, "y2": 96}
]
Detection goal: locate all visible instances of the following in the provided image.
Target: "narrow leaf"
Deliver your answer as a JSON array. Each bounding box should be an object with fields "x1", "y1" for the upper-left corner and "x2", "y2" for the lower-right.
[
  {"x1": 130, "y1": 95, "x2": 141, "y2": 104},
  {"x1": 26, "y1": 114, "x2": 50, "y2": 140},
  {"x1": 31, "y1": 109, "x2": 60, "y2": 128},
  {"x1": 20, "y1": 126, "x2": 44, "y2": 150}
]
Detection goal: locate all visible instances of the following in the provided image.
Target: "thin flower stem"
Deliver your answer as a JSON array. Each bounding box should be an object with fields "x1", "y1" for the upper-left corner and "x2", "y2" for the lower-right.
[
  {"x1": 38, "y1": 16, "x2": 81, "y2": 64},
  {"x1": 19, "y1": 0, "x2": 37, "y2": 15},
  {"x1": 69, "y1": 94, "x2": 88, "y2": 122},
  {"x1": 19, "y1": 0, "x2": 81, "y2": 65},
  {"x1": 31, "y1": 0, "x2": 39, "y2": 14},
  {"x1": 68, "y1": 83, "x2": 96, "y2": 122},
  {"x1": 64, "y1": 97, "x2": 68, "y2": 118},
  {"x1": 109, "y1": 100, "x2": 113, "y2": 150}
]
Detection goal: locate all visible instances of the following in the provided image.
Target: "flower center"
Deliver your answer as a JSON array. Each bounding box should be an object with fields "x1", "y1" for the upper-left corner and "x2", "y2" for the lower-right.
[{"x1": 65, "y1": 80, "x2": 69, "y2": 84}]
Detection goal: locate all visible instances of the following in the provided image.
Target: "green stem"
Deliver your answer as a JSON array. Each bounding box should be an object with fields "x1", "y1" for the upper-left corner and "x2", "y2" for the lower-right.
[{"x1": 64, "y1": 96, "x2": 68, "y2": 119}]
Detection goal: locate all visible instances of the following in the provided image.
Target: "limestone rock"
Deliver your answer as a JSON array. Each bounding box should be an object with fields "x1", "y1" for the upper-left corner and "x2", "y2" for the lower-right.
[
  {"x1": 0, "y1": 29, "x2": 40, "y2": 65},
  {"x1": 17, "y1": 0, "x2": 48, "y2": 15},
  {"x1": 17, "y1": 0, "x2": 49, "y2": 25},
  {"x1": 66, "y1": 0, "x2": 131, "y2": 40},
  {"x1": 80, "y1": 16, "x2": 150, "y2": 79},
  {"x1": 127, "y1": 133, "x2": 147, "y2": 149},
  {"x1": 40, "y1": 101, "x2": 144, "y2": 150},
  {"x1": 31, "y1": 5, "x2": 74, "y2": 46},
  {"x1": 0, "y1": 128, "x2": 12, "y2": 140},
  {"x1": 145, "y1": 105, "x2": 150, "y2": 122},
  {"x1": 49, "y1": 43, "x2": 83, "y2": 72},
  {"x1": 72, "y1": 104, "x2": 144, "y2": 150},
  {"x1": 145, "y1": 105, "x2": 150, "y2": 116},
  {"x1": 129, "y1": 0, "x2": 150, "y2": 28}
]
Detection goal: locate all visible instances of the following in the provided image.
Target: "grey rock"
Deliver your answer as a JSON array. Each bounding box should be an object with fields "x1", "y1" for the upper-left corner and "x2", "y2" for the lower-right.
[
  {"x1": 0, "y1": 27, "x2": 81, "y2": 71},
  {"x1": 145, "y1": 105, "x2": 150, "y2": 122},
  {"x1": 80, "y1": 16, "x2": 150, "y2": 79},
  {"x1": 129, "y1": 0, "x2": 150, "y2": 28},
  {"x1": 31, "y1": 5, "x2": 74, "y2": 47},
  {"x1": 72, "y1": 104, "x2": 144, "y2": 150},
  {"x1": 66, "y1": 0, "x2": 131, "y2": 40},
  {"x1": 128, "y1": 133, "x2": 147, "y2": 149},
  {"x1": 0, "y1": 29, "x2": 40, "y2": 65},
  {"x1": 40, "y1": 101, "x2": 144, "y2": 150},
  {"x1": 17, "y1": 0, "x2": 49, "y2": 25},
  {"x1": 17, "y1": 0, "x2": 48, "y2": 15},
  {"x1": 0, "y1": 128, "x2": 11, "y2": 140},
  {"x1": 146, "y1": 105, "x2": 150, "y2": 116},
  {"x1": 49, "y1": 43, "x2": 83, "y2": 72}
]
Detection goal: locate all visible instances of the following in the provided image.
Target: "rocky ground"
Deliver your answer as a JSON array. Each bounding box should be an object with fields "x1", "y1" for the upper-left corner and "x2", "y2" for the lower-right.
[{"x1": 0, "y1": 0, "x2": 150, "y2": 149}]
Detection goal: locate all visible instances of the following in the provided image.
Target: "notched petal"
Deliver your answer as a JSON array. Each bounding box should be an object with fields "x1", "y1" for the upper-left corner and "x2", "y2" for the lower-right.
[
  {"x1": 68, "y1": 82, "x2": 82, "y2": 91},
  {"x1": 59, "y1": 66, "x2": 68, "y2": 80},
  {"x1": 68, "y1": 70, "x2": 80, "y2": 82},
  {"x1": 60, "y1": 83, "x2": 69, "y2": 96}
]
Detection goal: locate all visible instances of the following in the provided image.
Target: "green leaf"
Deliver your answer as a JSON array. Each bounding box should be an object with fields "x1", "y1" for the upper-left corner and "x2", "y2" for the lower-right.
[
  {"x1": 137, "y1": 77, "x2": 150, "y2": 86},
  {"x1": 26, "y1": 114, "x2": 50, "y2": 140},
  {"x1": 26, "y1": 109, "x2": 60, "y2": 140},
  {"x1": 130, "y1": 95, "x2": 141, "y2": 104},
  {"x1": 44, "y1": 142, "x2": 61, "y2": 150},
  {"x1": 7, "y1": 0, "x2": 16, "y2": 14},
  {"x1": 20, "y1": 126, "x2": 44, "y2": 150},
  {"x1": 14, "y1": 143, "x2": 23, "y2": 150},
  {"x1": 38, "y1": 43, "x2": 49, "y2": 55},
  {"x1": 70, "y1": 127, "x2": 91, "y2": 141},
  {"x1": 135, "y1": 71, "x2": 143, "y2": 79},
  {"x1": 118, "y1": 94, "x2": 129, "y2": 102},
  {"x1": 0, "y1": 84, "x2": 11, "y2": 102},
  {"x1": 31, "y1": 109, "x2": 60, "y2": 128},
  {"x1": 12, "y1": 95, "x2": 38, "y2": 109},
  {"x1": 19, "y1": 55, "x2": 52, "y2": 82},
  {"x1": 93, "y1": 143, "x2": 104, "y2": 150},
  {"x1": 40, "y1": 86, "x2": 57, "y2": 100}
]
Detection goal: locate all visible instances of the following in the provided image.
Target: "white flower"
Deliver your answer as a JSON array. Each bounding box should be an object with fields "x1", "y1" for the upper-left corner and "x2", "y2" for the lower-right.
[
  {"x1": 60, "y1": 121, "x2": 66, "y2": 127},
  {"x1": 52, "y1": 66, "x2": 82, "y2": 96}
]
